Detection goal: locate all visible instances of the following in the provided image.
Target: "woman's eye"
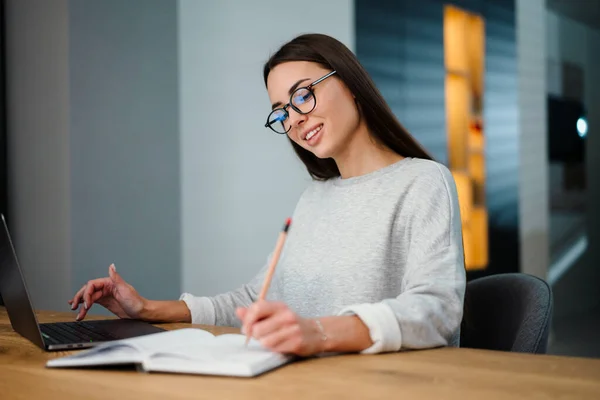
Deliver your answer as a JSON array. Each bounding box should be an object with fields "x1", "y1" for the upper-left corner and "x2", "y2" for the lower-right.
[{"x1": 293, "y1": 90, "x2": 313, "y2": 105}]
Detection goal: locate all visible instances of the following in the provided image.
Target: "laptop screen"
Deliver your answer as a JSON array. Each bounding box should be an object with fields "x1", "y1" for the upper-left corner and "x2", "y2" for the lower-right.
[{"x1": 0, "y1": 214, "x2": 45, "y2": 348}]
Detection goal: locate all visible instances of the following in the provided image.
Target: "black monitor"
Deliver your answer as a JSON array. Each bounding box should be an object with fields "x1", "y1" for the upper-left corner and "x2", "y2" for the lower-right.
[{"x1": 548, "y1": 95, "x2": 587, "y2": 163}]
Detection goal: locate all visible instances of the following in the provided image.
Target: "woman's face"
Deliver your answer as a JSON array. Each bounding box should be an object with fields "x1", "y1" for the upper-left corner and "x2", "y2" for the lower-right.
[{"x1": 266, "y1": 61, "x2": 361, "y2": 160}]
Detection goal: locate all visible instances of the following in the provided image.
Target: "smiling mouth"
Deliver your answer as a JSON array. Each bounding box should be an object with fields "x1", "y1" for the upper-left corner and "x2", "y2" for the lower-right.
[{"x1": 304, "y1": 124, "x2": 323, "y2": 141}]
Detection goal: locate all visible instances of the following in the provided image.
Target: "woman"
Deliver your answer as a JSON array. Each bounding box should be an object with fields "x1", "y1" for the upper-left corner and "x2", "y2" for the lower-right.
[{"x1": 69, "y1": 33, "x2": 466, "y2": 356}]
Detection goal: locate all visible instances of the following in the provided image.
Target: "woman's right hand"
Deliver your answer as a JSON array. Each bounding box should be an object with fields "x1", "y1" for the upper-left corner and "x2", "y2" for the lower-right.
[{"x1": 68, "y1": 264, "x2": 147, "y2": 321}]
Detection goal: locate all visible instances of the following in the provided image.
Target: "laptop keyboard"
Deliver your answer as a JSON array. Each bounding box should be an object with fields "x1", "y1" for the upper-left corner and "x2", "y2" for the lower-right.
[{"x1": 40, "y1": 322, "x2": 118, "y2": 345}]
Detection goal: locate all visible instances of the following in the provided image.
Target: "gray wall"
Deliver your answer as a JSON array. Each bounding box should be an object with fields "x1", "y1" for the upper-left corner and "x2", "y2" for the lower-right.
[
  {"x1": 69, "y1": 0, "x2": 180, "y2": 307},
  {"x1": 178, "y1": 0, "x2": 355, "y2": 296},
  {"x1": 516, "y1": 0, "x2": 549, "y2": 280},
  {"x1": 5, "y1": 0, "x2": 180, "y2": 312},
  {"x1": 5, "y1": 0, "x2": 71, "y2": 311},
  {"x1": 4, "y1": 0, "x2": 355, "y2": 311}
]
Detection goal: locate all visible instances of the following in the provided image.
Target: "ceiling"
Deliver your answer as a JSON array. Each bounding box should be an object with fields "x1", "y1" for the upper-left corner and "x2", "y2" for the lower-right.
[{"x1": 547, "y1": 0, "x2": 600, "y2": 30}]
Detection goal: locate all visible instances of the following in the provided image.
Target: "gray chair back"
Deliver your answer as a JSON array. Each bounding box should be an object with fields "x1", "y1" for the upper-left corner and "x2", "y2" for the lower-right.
[{"x1": 460, "y1": 273, "x2": 553, "y2": 354}]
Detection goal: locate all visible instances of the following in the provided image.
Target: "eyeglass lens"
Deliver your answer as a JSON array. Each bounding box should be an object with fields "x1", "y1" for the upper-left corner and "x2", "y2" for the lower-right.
[{"x1": 267, "y1": 88, "x2": 316, "y2": 134}]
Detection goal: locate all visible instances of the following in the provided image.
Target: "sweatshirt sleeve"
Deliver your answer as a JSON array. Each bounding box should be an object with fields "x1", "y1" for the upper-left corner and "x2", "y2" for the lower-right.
[
  {"x1": 338, "y1": 163, "x2": 466, "y2": 354},
  {"x1": 179, "y1": 254, "x2": 273, "y2": 326}
]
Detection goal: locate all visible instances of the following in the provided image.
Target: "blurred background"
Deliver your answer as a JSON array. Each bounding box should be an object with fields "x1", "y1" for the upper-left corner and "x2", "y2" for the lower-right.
[{"x1": 0, "y1": 0, "x2": 597, "y2": 358}]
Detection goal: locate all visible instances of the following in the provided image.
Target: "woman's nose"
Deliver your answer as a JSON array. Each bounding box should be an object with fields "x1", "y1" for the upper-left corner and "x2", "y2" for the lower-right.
[{"x1": 287, "y1": 108, "x2": 307, "y2": 128}]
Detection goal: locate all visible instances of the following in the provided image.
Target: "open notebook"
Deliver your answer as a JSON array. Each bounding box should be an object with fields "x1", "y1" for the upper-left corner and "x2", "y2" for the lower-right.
[{"x1": 46, "y1": 328, "x2": 293, "y2": 377}]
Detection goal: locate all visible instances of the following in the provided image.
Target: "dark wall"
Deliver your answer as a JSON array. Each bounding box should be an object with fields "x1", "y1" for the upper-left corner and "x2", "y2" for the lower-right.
[
  {"x1": 0, "y1": 0, "x2": 6, "y2": 306},
  {"x1": 356, "y1": 0, "x2": 519, "y2": 279}
]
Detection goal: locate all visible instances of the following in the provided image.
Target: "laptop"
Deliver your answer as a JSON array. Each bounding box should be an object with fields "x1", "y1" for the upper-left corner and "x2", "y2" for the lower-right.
[{"x1": 0, "y1": 214, "x2": 165, "y2": 351}]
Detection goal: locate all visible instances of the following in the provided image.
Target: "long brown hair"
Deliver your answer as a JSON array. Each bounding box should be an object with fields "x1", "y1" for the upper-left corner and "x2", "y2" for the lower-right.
[{"x1": 263, "y1": 33, "x2": 433, "y2": 180}]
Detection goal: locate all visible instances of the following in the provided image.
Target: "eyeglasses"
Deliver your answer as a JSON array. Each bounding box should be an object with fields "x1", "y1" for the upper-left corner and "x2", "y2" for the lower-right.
[{"x1": 265, "y1": 70, "x2": 337, "y2": 134}]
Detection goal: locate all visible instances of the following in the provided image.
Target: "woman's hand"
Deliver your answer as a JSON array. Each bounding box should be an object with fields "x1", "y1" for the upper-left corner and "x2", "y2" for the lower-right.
[
  {"x1": 236, "y1": 301, "x2": 326, "y2": 356},
  {"x1": 68, "y1": 264, "x2": 147, "y2": 321}
]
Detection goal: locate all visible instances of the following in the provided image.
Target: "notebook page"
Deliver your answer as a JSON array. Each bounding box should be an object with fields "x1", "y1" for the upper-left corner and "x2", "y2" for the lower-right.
[
  {"x1": 47, "y1": 328, "x2": 216, "y2": 367},
  {"x1": 117, "y1": 328, "x2": 216, "y2": 354},
  {"x1": 145, "y1": 352, "x2": 290, "y2": 377},
  {"x1": 149, "y1": 333, "x2": 287, "y2": 364},
  {"x1": 146, "y1": 335, "x2": 291, "y2": 377}
]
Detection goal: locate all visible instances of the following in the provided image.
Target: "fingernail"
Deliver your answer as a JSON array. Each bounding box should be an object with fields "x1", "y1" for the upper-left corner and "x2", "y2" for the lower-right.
[
  {"x1": 241, "y1": 326, "x2": 246, "y2": 335},
  {"x1": 75, "y1": 315, "x2": 80, "y2": 321},
  {"x1": 84, "y1": 302, "x2": 88, "y2": 310},
  {"x1": 111, "y1": 264, "x2": 116, "y2": 271}
]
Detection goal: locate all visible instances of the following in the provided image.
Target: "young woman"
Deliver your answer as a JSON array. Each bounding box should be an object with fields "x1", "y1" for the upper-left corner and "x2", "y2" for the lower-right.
[{"x1": 68, "y1": 33, "x2": 466, "y2": 356}]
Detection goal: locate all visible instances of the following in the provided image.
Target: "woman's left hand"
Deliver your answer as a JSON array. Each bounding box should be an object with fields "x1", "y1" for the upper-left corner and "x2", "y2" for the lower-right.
[{"x1": 236, "y1": 301, "x2": 325, "y2": 356}]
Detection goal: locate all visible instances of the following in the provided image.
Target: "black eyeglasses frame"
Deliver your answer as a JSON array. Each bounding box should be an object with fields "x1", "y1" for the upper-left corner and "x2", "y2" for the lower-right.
[{"x1": 264, "y1": 70, "x2": 337, "y2": 134}]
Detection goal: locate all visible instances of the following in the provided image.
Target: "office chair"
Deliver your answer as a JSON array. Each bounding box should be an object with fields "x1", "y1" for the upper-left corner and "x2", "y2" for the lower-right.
[{"x1": 460, "y1": 273, "x2": 553, "y2": 354}]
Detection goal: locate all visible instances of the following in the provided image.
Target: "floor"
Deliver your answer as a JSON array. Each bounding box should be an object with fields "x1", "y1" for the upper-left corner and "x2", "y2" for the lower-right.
[
  {"x1": 546, "y1": 176, "x2": 599, "y2": 358},
  {"x1": 548, "y1": 163, "x2": 587, "y2": 265},
  {"x1": 549, "y1": 211, "x2": 586, "y2": 265},
  {"x1": 547, "y1": 305, "x2": 600, "y2": 359},
  {"x1": 546, "y1": 213, "x2": 599, "y2": 359}
]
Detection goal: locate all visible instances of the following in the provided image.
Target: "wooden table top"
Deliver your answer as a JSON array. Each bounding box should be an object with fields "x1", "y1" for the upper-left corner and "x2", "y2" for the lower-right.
[{"x1": 1, "y1": 306, "x2": 600, "y2": 399}]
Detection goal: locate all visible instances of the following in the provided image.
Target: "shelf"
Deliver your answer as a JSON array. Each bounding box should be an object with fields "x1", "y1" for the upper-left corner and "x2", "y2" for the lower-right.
[
  {"x1": 446, "y1": 69, "x2": 471, "y2": 79},
  {"x1": 445, "y1": 4, "x2": 488, "y2": 271}
]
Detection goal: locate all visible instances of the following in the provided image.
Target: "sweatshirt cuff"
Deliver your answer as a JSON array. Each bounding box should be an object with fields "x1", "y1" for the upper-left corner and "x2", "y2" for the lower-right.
[
  {"x1": 179, "y1": 293, "x2": 216, "y2": 325},
  {"x1": 337, "y1": 303, "x2": 402, "y2": 354}
]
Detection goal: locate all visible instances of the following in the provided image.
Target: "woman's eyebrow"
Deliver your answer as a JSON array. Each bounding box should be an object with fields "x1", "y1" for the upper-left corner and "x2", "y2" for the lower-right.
[
  {"x1": 271, "y1": 78, "x2": 311, "y2": 109},
  {"x1": 288, "y1": 78, "x2": 310, "y2": 95}
]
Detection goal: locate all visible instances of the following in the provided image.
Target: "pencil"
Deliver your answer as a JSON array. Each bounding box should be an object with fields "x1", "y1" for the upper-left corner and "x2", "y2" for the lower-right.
[{"x1": 245, "y1": 217, "x2": 292, "y2": 346}]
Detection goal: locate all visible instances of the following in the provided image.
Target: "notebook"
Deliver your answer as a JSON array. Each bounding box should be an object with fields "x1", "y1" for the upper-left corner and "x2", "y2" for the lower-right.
[{"x1": 46, "y1": 328, "x2": 293, "y2": 377}]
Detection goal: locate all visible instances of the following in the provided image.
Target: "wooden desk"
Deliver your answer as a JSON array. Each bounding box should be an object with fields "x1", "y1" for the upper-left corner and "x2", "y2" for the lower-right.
[{"x1": 1, "y1": 307, "x2": 599, "y2": 399}]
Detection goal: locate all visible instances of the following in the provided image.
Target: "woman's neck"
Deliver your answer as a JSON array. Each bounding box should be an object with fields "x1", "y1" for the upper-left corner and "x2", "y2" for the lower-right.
[{"x1": 334, "y1": 127, "x2": 404, "y2": 179}]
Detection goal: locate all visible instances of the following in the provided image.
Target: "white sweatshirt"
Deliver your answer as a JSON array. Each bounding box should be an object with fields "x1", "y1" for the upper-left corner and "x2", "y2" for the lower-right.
[{"x1": 180, "y1": 157, "x2": 466, "y2": 354}]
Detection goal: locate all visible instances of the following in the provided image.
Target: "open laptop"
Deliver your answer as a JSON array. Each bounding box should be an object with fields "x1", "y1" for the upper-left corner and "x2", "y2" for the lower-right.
[{"x1": 0, "y1": 214, "x2": 165, "y2": 351}]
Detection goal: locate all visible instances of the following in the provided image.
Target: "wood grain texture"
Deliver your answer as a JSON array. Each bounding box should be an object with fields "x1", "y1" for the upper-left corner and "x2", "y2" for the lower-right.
[{"x1": 1, "y1": 307, "x2": 600, "y2": 399}]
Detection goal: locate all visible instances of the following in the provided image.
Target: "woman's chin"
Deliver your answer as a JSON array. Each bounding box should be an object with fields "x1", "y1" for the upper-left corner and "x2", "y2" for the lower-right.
[
  {"x1": 299, "y1": 137, "x2": 338, "y2": 160},
  {"x1": 304, "y1": 142, "x2": 334, "y2": 159},
  {"x1": 310, "y1": 148, "x2": 335, "y2": 160}
]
